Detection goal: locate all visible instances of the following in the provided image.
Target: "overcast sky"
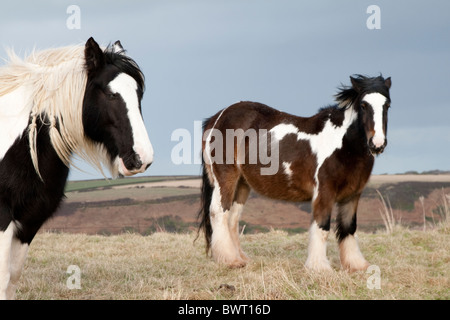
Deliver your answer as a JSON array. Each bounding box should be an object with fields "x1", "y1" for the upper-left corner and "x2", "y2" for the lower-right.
[{"x1": 1, "y1": 1, "x2": 449, "y2": 181}]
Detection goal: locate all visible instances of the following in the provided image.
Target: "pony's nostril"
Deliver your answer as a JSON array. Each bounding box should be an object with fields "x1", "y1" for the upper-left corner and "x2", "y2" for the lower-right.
[
  {"x1": 134, "y1": 156, "x2": 143, "y2": 170},
  {"x1": 145, "y1": 163, "x2": 152, "y2": 170},
  {"x1": 122, "y1": 153, "x2": 143, "y2": 170}
]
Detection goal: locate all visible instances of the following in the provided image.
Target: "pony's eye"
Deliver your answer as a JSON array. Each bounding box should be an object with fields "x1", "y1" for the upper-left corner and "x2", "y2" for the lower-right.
[
  {"x1": 360, "y1": 102, "x2": 367, "y2": 110},
  {"x1": 107, "y1": 93, "x2": 118, "y2": 100}
]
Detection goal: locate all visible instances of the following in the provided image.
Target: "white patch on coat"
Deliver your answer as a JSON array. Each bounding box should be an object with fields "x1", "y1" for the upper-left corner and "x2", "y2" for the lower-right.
[
  {"x1": 204, "y1": 107, "x2": 228, "y2": 170},
  {"x1": 304, "y1": 221, "x2": 332, "y2": 271},
  {"x1": 362, "y1": 93, "x2": 387, "y2": 148},
  {"x1": 270, "y1": 107, "x2": 358, "y2": 198},
  {"x1": 0, "y1": 85, "x2": 33, "y2": 161},
  {"x1": 210, "y1": 179, "x2": 223, "y2": 215},
  {"x1": 108, "y1": 73, "x2": 153, "y2": 175},
  {"x1": 270, "y1": 123, "x2": 298, "y2": 141},
  {"x1": 282, "y1": 161, "x2": 293, "y2": 180}
]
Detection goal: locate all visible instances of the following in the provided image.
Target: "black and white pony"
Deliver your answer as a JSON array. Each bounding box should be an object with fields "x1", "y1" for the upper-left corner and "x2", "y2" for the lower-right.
[
  {"x1": 0, "y1": 37, "x2": 153, "y2": 299},
  {"x1": 198, "y1": 75, "x2": 391, "y2": 272}
]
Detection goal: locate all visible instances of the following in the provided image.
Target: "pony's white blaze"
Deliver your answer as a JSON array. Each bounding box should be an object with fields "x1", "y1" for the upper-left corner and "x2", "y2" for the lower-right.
[
  {"x1": 107, "y1": 73, "x2": 153, "y2": 175},
  {"x1": 362, "y1": 93, "x2": 387, "y2": 148},
  {"x1": 0, "y1": 85, "x2": 33, "y2": 161}
]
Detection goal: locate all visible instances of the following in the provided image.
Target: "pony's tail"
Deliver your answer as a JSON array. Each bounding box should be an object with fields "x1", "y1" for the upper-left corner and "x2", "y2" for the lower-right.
[{"x1": 196, "y1": 156, "x2": 213, "y2": 256}]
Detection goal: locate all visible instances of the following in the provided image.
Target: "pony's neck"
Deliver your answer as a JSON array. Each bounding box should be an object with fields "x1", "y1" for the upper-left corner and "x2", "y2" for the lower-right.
[
  {"x1": 23, "y1": 47, "x2": 89, "y2": 178},
  {"x1": 342, "y1": 105, "x2": 358, "y2": 128},
  {"x1": 343, "y1": 106, "x2": 370, "y2": 155}
]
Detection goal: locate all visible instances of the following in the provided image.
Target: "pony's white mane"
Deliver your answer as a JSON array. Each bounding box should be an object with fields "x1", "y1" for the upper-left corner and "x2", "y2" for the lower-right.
[{"x1": 0, "y1": 45, "x2": 115, "y2": 179}]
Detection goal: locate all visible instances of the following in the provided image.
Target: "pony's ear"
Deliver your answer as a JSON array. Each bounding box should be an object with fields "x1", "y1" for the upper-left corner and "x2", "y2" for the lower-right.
[
  {"x1": 384, "y1": 77, "x2": 392, "y2": 89},
  {"x1": 112, "y1": 40, "x2": 125, "y2": 54},
  {"x1": 85, "y1": 37, "x2": 105, "y2": 76},
  {"x1": 350, "y1": 76, "x2": 361, "y2": 93}
]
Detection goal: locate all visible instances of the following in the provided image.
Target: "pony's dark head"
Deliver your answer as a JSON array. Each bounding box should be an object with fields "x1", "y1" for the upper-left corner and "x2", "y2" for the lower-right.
[
  {"x1": 82, "y1": 37, "x2": 153, "y2": 176},
  {"x1": 335, "y1": 74, "x2": 392, "y2": 155}
]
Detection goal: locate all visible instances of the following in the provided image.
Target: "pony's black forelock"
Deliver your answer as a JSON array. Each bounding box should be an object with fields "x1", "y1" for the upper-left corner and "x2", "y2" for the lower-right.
[
  {"x1": 104, "y1": 45, "x2": 145, "y2": 97},
  {"x1": 334, "y1": 74, "x2": 390, "y2": 109}
]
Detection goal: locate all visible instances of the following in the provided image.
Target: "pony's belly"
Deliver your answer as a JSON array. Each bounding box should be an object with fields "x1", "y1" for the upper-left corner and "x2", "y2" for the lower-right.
[
  {"x1": 257, "y1": 186, "x2": 313, "y2": 202},
  {"x1": 241, "y1": 166, "x2": 314, "y2": 202}
]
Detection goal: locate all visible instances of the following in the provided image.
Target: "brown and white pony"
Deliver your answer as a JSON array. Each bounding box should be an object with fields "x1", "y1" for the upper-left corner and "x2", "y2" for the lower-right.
[{"x1": 198, "y1": 75, "x2": 391, "y2": 272}]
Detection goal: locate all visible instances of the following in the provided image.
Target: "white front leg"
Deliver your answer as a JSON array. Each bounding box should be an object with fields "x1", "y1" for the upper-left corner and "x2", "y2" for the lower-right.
[
  {"x1": 6, "y1": 237, "x2": 29, "y2": 299},
  {"x1": 0, "y1": 222, "x2": 15, "y2": 300},
  {"x1": 339, "y1": 234, "x2": 369, "y2": 272},
  {"x1": 305, "y1": 221, "x2": 332, "y2": 272}
]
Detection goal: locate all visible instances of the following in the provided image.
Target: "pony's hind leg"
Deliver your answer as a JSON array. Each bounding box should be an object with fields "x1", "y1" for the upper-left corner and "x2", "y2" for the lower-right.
[
  {"x1": 209, "y1": 170, "x2": 247, "y2": 268},
  {"x1": 229, "y1": 178, "x2": 251, "y2": 263},
  {"x1": 210, "y1": 191, "x2": 246, "y2": 268},
  {"x1": 336, "y1": 196, "x2": 369, "y2": 272}
]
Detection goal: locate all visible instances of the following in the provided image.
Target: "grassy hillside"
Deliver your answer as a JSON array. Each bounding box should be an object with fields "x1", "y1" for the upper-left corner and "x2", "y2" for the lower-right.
[
  {"x1": 65, "y1": 175, "x2": 197, "y2": 192},
  {"x1": 17, "y1": 223, "x2": 449, "y2": 300},
  {"x1": 45, "y1": 175, "x2": 450, "y2": 236}
]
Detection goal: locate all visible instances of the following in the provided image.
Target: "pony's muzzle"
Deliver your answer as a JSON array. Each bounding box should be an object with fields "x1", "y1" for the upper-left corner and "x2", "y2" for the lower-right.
[
  {"x1": 368, "y1": 137, "x2": 387, "y2": 155},
  {"x1": 119, "y1": 150, "x2": 153, "y2": 176}
]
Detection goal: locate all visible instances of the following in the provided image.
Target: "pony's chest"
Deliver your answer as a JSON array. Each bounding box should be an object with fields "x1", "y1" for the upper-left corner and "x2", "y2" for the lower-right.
[{"x1": 334, "y1": 167, "x2": 373, "y2": 202}]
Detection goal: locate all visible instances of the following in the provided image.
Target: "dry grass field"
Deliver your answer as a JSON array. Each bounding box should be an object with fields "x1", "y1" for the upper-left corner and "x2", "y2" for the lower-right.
[
  {"x1": 14, "y1": 174, "x2": 450, "y2": 300},
  {"x1": 17, "y1": 223, "x2": 449, "y2": 300}
]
